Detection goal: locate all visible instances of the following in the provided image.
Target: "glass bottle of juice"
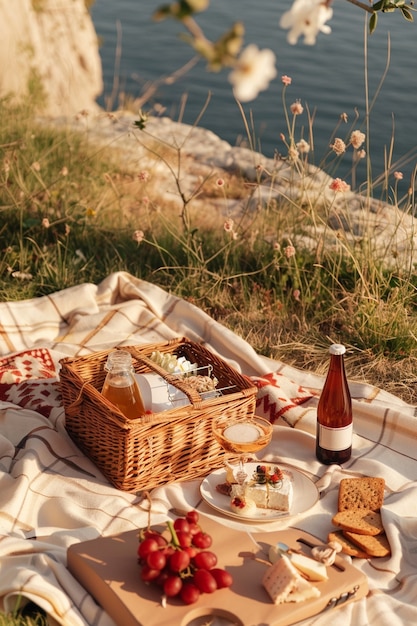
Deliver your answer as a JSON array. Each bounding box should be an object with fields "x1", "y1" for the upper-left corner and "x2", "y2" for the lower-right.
[
  {"x1": 316, "y1": 344, "x2": 352, "y2": 464},
  {"x1": 101, "y1": 350, "x2": 146, "y2": 419}
]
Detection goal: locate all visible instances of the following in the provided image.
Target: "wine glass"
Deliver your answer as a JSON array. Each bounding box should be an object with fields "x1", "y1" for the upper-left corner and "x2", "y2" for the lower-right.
[{"x1": 212, "y1": 414, "x2": 273, "y2": 493}]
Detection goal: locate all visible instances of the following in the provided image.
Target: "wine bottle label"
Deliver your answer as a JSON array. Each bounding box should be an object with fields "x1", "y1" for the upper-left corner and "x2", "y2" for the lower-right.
[{"x1": 317, "y1": 423, "x2": 353, "y2": 451}]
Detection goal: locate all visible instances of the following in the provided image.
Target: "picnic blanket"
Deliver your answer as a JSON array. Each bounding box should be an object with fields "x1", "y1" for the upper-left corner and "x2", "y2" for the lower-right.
[{"x1": 0, "y1": 271, "x2": 416, "y2": 626}]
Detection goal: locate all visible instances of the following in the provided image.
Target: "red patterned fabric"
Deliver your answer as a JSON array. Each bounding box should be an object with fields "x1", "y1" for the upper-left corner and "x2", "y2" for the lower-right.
[
  {"x1": 0, "y1": 348, "x2": 56, "y2": 383},
  {"x1": 0, "y1": 349, "x2": 60, "y2": 417}
]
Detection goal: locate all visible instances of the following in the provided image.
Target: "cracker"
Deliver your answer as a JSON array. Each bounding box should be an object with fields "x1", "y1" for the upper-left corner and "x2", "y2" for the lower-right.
[
  {"x1": 343, "y1": 531, "x2": 391, "y2": 558},
  {"x1": 327, "y1": 530, "x2": 368, "y2": 559},
  {"x1": 338, "y1": 477, "x2": 385, "y2": 512},
  {"x1": 332, "y1": 509, "x2": 384, "y2": 536}
]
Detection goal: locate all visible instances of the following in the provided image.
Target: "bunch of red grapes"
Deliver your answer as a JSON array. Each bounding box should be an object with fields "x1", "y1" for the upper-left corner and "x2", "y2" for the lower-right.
[{"x1": 137, "y1": 510, "x2": 233, "y2": 605}]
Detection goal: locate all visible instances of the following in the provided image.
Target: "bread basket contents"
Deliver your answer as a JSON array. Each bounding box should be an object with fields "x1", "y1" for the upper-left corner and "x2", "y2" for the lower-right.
[{"x1": 328, "y1": 476, "x2": 391, "y2": 558}]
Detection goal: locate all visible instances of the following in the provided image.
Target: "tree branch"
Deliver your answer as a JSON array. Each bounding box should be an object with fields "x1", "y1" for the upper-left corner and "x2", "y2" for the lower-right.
[{"x1": 344, "y1": 0, "x2": 375, "y2": 14}]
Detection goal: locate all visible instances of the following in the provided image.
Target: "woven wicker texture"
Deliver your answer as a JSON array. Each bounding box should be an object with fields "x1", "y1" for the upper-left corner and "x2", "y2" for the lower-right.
[{"x1": 59, "y1": 337, "x2": 257, "y2": 492}]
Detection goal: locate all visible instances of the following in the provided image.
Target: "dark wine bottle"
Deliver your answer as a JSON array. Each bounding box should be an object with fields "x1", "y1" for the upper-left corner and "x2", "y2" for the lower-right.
[{"x1": 316, "y1": 344, "x2": 352, "y2": 464}]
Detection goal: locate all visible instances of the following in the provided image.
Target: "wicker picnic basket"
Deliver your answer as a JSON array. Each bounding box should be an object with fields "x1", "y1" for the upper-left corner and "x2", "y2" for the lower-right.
[{"x1": 59, "y1": 337, "x2": 258, "y2": 492}]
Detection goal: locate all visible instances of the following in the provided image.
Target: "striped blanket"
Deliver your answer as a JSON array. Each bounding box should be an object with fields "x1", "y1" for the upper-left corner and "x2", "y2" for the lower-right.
[{"x1": 0, "y1": 271, "x2": 416, "y2": 625}]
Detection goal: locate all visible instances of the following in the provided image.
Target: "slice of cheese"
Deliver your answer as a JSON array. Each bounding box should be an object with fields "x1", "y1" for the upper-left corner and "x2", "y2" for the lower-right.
[
  {"x1": 262, "y1": 555, "x2": 321, "y2": 604},
  {"x1": 269, "y1": 546, "x2": 328, "y2": 582}
]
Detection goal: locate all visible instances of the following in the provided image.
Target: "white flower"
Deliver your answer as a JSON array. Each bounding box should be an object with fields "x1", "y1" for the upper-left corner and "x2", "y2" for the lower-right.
[
  {"x1": 280, "y1": 0, "x2": 333, "y2": 46},
  {"x1": 229, "y1": 45, "x2": 277, "y2": 102}
]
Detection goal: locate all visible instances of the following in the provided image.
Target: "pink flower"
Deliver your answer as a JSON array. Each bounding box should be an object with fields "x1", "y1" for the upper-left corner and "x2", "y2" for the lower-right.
[
  {"x1": 394, "y1": 171, "x2": 404, "y2": 180},
  {"x1": 296, "y1": 138, "x2": 310, "y2": 154},
  {"x1": 224, "y1": 218, "x2": 234, "y2": 233},
  {"x1": 330, "y1": 138, "x2": 346, "y2": 156},
  {"x1": 284, "y1": 244, "x2": 296, "y2": 258},
  {"x1": 138, "y1": 170, "x2": 150, "y2": 182},
  {"x1": 290, "y1": 100, "x2": 304, "y2": 115},
  {"x1": 293, "y1": 289, "x2": 301, "y2": 301},
  {"x1": 350, "y1": 130, "x2": 366, "y2": 149},
  {"x1": 329, "y1": 178, "x2": 351, "y2": 193},
  {"x1": 133, "y1": 230, "x2": 145, "y2": 243},
  {"x1": 281, "y1": 75, "x2": 292, "y2": 86},
  {"x1": 216, "y1": 178, "x2": 225, "y2": 187}
]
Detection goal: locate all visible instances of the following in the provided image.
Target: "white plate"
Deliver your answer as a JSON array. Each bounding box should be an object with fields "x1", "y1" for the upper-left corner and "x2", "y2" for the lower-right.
[{"x1": 200, "y1": 462, "x2": 319, "y2": 522}]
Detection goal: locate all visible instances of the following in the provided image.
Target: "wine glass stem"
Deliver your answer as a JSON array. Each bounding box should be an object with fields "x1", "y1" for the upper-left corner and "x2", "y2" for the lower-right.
[{"x1": 236, "y1": 455, "x2": 247, "y2": 494}]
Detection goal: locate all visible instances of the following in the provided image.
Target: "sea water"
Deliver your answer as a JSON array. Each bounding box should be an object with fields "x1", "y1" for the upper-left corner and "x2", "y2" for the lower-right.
[{"x1": 91, "y1": 0, "x2": 417, "y2": 187}]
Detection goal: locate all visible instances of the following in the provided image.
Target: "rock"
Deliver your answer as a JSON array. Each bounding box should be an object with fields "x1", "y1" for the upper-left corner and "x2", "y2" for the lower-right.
[
  {"x1": 0, "y1": 0, "x2": 102, "y2": 116},
  {"x1": 44, "y1": 111, "x2": 417, "y2": 270}
]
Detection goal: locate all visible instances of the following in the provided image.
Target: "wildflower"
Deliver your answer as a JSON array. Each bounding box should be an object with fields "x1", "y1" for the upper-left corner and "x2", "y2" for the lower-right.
[
  {"x1": 290, "y1": 100, "x2": 304, "y2": 115},
  {"x1": 229, "y1": 44, "x2": 277, "y2": 102},
  {"x1": 216, "y1": 178, "x2": 225, "y2": 187},
  {"x1": 74, "y1": 249, "x2": 87, "y2": 264},
  {"x1": 60, "y1": 166, "x2": 68, "y2": 176},
  {"x1": 357, "y1": 149, "x2": 366, "y2": 159},
  {"x1": 273, "y1": 241, "x2": 281, "y2": 251},
  {"x1": 42, "y1": 217, "x2": 50, "y2": 229},
  {"x1": 284, "y1": 244, "x2": 296, "y2": 258},
  {"x1": 330, "y1": 138, "x2": 346, "y2": 156},
  {"x1": 293, "y1": 289, "x2": 301, "y2": 301},
  {"x1": 288, "y1": 145, "x2": 300, "y2": 161},
  {"x1": 394, "y1": 171, "x2": 404, "y2": 180},
  {"x1": 329, "y1": 178, "x2": 350, "y2": 192},
  {"x1": 138, "y1": 170, "x2": 149, "y2": 182},
  {"x1": 133, "y1": 229, "x2": 145, "y2": 243},
  {"x1": 12, "y1": 271, "x2": 33, "y2": 281},
  {"x1": 280, "y1": 0, "x2": 333, "y2": 46},
  {"x1": 224, "y1": 218, "x2": 234, "y2": 233},
  {"x1": 296, "y1": 138, "x2": 310, "y2": 154},
  {"x1": 86, "y1": 208, "x2": 96, "y2": 217},
  {"x1": 281, "y1": 75, "x2": 292, "y2": 86},
  {"x1": 340, "y1": 112, "x2": 348, "y2": 123},
  {"x1": 31, "y1": 161, "x2": 41, "y2": 172},
  {"x1": 350, "y1": 130, "x2": 366, "y2": 149}
]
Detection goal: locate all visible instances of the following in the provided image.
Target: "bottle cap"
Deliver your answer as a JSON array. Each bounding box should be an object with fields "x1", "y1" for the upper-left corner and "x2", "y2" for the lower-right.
[{"x1": 329, "y1": 344, "x2": 346, "y2": 355}]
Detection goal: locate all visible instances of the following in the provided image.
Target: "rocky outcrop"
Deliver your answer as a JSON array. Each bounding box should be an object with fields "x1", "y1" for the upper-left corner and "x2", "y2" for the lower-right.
[
  {"x1": 0, "y1": 0, "x2": 102, "y2": 116},
  {"x1": 50, "y1": 111, "x2": 417, "y2": 271}
]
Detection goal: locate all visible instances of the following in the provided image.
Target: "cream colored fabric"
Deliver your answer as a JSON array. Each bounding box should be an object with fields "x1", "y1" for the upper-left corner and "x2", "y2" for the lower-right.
[{"x1": 0, "y1": 271, "x2": 416, "y2": 625}]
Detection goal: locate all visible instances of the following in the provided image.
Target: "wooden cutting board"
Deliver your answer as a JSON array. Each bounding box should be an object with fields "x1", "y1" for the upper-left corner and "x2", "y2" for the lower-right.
[{"x1": 67, "y1": 516, "x2": 368, "y2": 626}]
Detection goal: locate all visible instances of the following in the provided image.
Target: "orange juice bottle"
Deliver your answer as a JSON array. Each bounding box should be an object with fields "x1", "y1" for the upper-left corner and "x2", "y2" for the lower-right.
[{"x1": 101, "y1": 350, "x2": 146, "y2": 419}]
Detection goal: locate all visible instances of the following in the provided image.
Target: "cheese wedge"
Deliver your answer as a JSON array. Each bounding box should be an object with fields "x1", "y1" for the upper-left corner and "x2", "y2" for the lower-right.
[
  {"x1": 263, "y1": 555, "x2": 321, "y2": 604},
  {"x1": 269, "y1": 546, "x2": 328, "y2": 582}
]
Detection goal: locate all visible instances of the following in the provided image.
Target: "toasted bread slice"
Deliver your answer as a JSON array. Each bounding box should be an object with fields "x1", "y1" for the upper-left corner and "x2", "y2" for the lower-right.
[
  {"x1": 338, "y1": 477, "x2": 385, "y2": 512},
  {"x1": 327, "y1": 530, "x2": 369, "y2": 559},
  {"x1": 343, "y1": 531, "x2": 391, "y2": 558},
  {"x1": 332, "y1": 509, "x2": 384, "y2": 536}
]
